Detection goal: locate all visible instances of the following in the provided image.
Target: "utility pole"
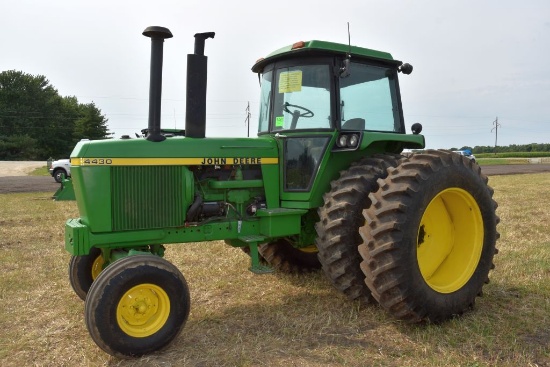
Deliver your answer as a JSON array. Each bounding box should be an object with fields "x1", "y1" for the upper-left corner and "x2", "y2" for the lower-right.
[
  {"x1": 491, "y1": 117, "x2": 500, "y2": 154},
  {"x1": 244, "y1": 101, "x2": 251, "y2": 137}
]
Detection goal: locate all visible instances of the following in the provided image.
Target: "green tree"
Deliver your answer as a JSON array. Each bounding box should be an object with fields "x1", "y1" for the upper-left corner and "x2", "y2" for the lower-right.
[
  {"x1": 0, "y1": 135, "x2": 39, "y2": 160},
  {"x1": 0, "y1": 70, "x2": 111, "y2": 160},
  {"x1": 73, "y1": 102, "x2": 111, "y2": 143}
]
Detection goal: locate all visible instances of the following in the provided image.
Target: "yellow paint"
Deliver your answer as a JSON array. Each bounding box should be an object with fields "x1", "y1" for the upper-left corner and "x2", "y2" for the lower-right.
[
  {"x1": 116, "y1": 283, "x2": 170, "y2": 338},
  {"x1": 416, "y1": 188, "x2": 484, "y2": 293},
  {"x1": 298, "y1": 244, "x2": 318, "y2": 254},
  {"x1": 71, "y1": 157, "x2": 279, "y2": 166},
  {"x1": 91, "y1": 255, "x2": 104, "y2": 281}
]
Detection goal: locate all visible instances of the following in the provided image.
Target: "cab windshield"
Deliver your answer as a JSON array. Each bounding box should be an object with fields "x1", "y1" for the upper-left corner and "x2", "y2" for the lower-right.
[
  {"x1": 257, "y1": 61, "x2": 403, "y2": 133},
  {"x1": 340, "y1": 62, "x2": 402, "y2": 132},
  {"x1": 258, "y1": 64, "x2": 332, "y2": 132}
]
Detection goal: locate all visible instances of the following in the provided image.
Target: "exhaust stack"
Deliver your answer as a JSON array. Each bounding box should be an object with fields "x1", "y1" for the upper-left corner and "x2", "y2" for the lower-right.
[
  {"x1": 143, "y1": 26, "x2": 173, "y2": 142},
  {"x1": 185, "y1": 32, "x2": 215, "y2": 138}
]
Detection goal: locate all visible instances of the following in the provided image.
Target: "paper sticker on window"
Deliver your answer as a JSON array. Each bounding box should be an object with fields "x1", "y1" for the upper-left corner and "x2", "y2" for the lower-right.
[
  {"x1": 279, "y1": 71, "x2": 302, "y2": 93},
  {"x1": 275, "y1": 116, "x2": 284, "y2": 128}
]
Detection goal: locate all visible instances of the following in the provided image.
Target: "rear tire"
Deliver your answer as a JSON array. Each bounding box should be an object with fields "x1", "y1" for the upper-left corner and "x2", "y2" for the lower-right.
[
  {"x1": 258, "y1": 238, "x2": 321, "y2": 273},
  {"x1": 85, "y1": 255, "x2": 190, "y2": 357},
  {"x1": 359, "y1": 150, "x2": 499, "y2": 322},
  {"x1": 315, "y1": 155, "x2": 404, "y2": 303}
]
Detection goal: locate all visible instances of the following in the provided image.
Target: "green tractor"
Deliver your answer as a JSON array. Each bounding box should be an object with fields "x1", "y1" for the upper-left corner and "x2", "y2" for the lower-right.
[{"x1": 65, "y1": 26, "x2": 499, "y2": 357}]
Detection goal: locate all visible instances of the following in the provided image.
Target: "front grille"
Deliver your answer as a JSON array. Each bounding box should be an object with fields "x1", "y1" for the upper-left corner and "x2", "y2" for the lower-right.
[{"x1": 111, "y1": 166, "x2": 184, "y2": 231}]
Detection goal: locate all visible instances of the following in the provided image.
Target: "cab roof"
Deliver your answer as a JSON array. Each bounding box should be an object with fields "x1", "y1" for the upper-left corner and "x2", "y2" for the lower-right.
[{"x1": 252, "y1": 40, "x2": 401, "y2": 72}]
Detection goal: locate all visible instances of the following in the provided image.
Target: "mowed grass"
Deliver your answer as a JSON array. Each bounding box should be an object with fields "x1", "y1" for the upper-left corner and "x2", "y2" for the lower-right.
[
  {"x1": 0, "y1": 174, "x2": 549, "y2": 367},
  {"x1": 28, "y1": 166, "x2": 49, "y2": 176},
  {"x1": 476, "y1": 158, "x2": 530, "y2": 165}
]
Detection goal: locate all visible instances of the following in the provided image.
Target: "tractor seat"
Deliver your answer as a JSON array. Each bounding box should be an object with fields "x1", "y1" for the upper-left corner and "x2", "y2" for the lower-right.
[{"x1": 342, "y1": 118, "x2": 365, "y2": 130}]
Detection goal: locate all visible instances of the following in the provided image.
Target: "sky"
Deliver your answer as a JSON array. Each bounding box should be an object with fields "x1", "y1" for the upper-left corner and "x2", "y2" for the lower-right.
[{"x1": 2, "y1": 0, "x2": 549, "y2": 149}]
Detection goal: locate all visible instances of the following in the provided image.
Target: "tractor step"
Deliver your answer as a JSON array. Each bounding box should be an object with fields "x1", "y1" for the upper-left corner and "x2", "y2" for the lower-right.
[
  {"x1": 238, "y1": 235, "x2": 274, "y2": 274},
  {"x1": 237, "y1": 235, "x2": 267, "y2": 243},
  {"x1": 249, "y1": 264, "x2": 274, "y2": 274}
]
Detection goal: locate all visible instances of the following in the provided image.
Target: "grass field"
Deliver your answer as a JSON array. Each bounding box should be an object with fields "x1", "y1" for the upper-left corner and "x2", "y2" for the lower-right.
[
  {"x1": 28, "y1": 166, "x2": 49, "y2": 176},
  {"x1": 0, "y1": 173, "x2": 549, "y2": 367}
]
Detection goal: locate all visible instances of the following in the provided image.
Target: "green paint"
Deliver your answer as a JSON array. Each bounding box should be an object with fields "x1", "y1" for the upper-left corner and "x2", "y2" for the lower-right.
[{"x1": 52, "y1": 176, "x2": 75, "y2": 201}]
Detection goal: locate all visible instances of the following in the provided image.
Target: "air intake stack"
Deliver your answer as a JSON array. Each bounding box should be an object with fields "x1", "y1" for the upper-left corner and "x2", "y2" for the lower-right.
[
  {"x1": 143, "y1": 26, "x2": 173, "y2": 142},
  {"x1": 185, "y1": 32, "x2": 215, "y2": 138}
]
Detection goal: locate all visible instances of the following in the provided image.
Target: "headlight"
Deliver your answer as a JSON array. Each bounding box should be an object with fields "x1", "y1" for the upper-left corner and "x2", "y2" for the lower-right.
[
  {"x1": 333, "y1": 132, "x2": 362, "y2": 151},
  {"x1": 348, "y1": 134, "x2": 359, "y2": 147},
  {"x1": 337, "y1": 135, "x2": 348, "y2": 148}
]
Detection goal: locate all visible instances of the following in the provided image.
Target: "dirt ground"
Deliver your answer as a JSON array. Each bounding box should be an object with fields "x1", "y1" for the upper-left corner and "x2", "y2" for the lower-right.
[
  {"x1": 0, "y1": 161, "x2": 549, "y2": 194},
  {"x1": 0, "y1": 161, "x2": 59, "y2": 194}
]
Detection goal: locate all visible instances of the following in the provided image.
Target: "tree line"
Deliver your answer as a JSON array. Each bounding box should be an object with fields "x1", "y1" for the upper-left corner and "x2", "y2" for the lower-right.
[
  {"x1": 453, "y1": 143, "x2": 550, "y2": 154},
  {"x1": 0, "y1": 70, "x2": 111, "y2": 160}
]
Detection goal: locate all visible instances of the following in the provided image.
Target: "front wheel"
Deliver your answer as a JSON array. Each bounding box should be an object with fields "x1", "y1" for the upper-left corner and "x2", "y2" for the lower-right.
[
  {"x1": 85, "y1": 255, "x2": 190, "y2": 357},
  {"x1": 359, "y1": 150, "x2": 499, "y2": 323},
  {"x1": 69, "y1": 247, "x2": 104, "y2": 301}
]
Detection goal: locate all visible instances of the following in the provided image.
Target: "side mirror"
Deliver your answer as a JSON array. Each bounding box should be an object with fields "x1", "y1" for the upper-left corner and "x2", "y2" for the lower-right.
[
  {"x1": 411, "y1": 122, "x2": 423, "y2": 135},
  {"x1": 399, "y1": 63, "x2": 413, "y2": 75},
  {"x1": 340, "y1": 58, "x2": 351, "y2": 78}
]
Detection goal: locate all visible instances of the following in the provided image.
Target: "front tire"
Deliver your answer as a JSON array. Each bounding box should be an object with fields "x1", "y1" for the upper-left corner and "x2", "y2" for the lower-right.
[
  {"x1": 359, "y1": 150, "x2": 499, "y2": 323},
  {"x1": 85, "y1": 255, "x2": 190, "y2": 357},
  {"x1": 69, "y1": 247, "x2": 104, "y2": 301}
]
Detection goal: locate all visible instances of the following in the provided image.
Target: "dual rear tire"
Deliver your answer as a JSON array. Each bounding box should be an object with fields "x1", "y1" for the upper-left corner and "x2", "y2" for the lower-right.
[{"x1": 319, "y1": 150, "x2": 499, "y2": 323}]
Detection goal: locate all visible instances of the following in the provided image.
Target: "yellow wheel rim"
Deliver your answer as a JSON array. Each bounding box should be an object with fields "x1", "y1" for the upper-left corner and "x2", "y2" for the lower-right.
[
  {"x1": 298, "y1": 244, "x2": 318, "y2": 254},
  {"x1": 91, "y1": 255, "x2": 104, "y2": 281},
  {"x1": 117, "y1": 283, "x2": 170, "y2": 338},
  {"x1": 417, "y1": 188, "x2": 484, "y2": 293}
]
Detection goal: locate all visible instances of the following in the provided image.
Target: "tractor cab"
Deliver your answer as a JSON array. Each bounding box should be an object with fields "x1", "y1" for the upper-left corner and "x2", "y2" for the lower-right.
[
  {"x1": 253, "y1": 41, "x2": 407, "y2": 135},
  {"x1": 251, "y1": 41, "x2": 423, "y2": 206}
]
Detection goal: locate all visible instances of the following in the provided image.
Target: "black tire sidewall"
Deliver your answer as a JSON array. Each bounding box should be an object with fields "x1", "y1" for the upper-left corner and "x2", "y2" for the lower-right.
[
  {"x1": 85, "y1": 256, "x2": 190, "y2": 357},
  {"x1": 68, "y1": 247, "x2": 101, "y2": 301}
]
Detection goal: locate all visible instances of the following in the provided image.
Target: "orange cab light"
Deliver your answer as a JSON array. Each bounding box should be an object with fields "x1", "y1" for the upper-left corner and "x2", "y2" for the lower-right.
[{"x1": 291, "y1": 41, "x2": 306, "y2": 50}]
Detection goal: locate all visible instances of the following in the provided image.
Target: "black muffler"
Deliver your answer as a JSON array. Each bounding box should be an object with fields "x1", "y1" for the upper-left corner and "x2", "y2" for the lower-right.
[
  {"x1": 185, "y1": 32, "x2": 215, "y2": 138},
  {"x1": 143, "y1": 26, "x2": 173, "y2": 142}
]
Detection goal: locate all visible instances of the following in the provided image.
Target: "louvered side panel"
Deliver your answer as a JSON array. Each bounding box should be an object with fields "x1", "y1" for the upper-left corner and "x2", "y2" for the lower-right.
[{"x1": 111, "y1": 166, "x2": 184, "y2": 231}]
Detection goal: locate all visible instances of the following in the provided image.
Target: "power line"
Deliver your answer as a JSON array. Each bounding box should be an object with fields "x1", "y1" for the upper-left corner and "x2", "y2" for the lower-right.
[
  {"x1": 244, "y1": 101, "x2": 251, "y2": 137},
  {"x1": 491, "y1": 117, "x2": 501, "y2": 153}
]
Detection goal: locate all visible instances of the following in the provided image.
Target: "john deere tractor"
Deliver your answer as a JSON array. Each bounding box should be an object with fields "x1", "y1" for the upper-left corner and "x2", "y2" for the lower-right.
[{"x1": 64, "y1": 26, "x2": 499, "y2": 357}]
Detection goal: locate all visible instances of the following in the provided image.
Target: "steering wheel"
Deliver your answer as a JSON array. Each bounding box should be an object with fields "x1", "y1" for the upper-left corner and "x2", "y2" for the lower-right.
[{"x1": 283, "y1": 102, "x2": 314, "y2": 118}]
